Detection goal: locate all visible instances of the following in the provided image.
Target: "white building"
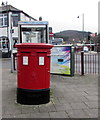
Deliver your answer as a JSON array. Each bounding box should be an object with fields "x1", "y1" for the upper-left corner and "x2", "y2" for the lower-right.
[{"x1": 0, "y1": 4, "x2": 36, "y2": 57}]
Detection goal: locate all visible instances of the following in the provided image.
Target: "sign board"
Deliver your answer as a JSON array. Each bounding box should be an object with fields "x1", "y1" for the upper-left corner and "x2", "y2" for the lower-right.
[
  {"x1": 18, "y1": 21, "x2": 48, "y2": 25},
  {"x1": 51, "y1": 45, "x2": 74, "y2": 76},
  {"x1": 49, "y1": 32, "x2": 54, "y2": 37}
]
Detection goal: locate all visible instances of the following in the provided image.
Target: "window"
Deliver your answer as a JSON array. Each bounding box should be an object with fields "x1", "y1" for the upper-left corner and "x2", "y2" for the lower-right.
[
  {"x1": 12, "y1": 14, "x2": 19, "y2": 27},
  {"x1": 0, "y1": 13, "x2": 7, "y2": 27},
  {"x1": 21, "y1": 26, "x2": 47, "y2": 43},
  {"x1": 0, "y1": 37, "x2": 9, "y2": 49},
  {"x1": 0, "y1": 18, "x2": 3, "y2": 26}
]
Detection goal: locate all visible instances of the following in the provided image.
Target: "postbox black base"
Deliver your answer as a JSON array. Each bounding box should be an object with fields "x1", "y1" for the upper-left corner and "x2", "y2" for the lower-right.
[{"x1": 17, "y1": 88, "x2": 50, "y2": 105}]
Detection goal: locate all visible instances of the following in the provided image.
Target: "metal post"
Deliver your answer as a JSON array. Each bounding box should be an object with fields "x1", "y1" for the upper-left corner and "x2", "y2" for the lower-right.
[
  {"x1": 90, "y1": 38, "x2": 92, "y2": 53},
  {"x1": 46, "y1": 25, "x2": 49, "y2": 43},
  {"x1": 10, "y1": 14, "x2": 18, "y2": 73},
  {"x1": 71, "y1": 46, "x2": 75, "y2": 76},
  {"x1": 82, "y1": 13, "x2": 84, "y2": 44},
  {"x1": 6, "y1": 3, "x2": 9, "y2": 54},
  {"x1": 81, "y1": 51, "x2": 84, "y2": 75},
  {"x1": 82, "y1": 13, "x2": 84, "y2": 40},
  {"x1": 77, "y1": 13, "x2": 84, "y2": 44},
  {"x1": 10, "y1": 15, "x2": 13, "y2": 73}
]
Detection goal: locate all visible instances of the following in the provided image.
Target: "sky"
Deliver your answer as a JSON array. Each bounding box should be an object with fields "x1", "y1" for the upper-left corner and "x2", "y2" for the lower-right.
[{"x1": 1, "y1": 0, "x2": 99, "y2": 33}]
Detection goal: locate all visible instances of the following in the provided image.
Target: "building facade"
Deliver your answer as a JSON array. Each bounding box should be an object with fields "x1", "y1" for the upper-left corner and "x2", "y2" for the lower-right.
[{"x1": 0, "y1": 4, "x2": 36, "y2": 57}]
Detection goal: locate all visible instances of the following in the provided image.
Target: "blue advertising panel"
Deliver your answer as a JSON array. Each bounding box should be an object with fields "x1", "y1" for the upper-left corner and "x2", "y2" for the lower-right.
[{"x1": 18, "y1": 21, "x2": 48, "y2": 25}]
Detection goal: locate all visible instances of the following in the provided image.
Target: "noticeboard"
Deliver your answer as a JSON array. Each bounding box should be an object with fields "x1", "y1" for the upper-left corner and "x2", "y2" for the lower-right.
[{"x1": 50, "y1": 45, "x2": 74, "y2": 76}]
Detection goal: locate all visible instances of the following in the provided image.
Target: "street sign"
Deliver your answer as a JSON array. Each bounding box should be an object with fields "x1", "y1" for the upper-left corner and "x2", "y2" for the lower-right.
[{"x1": 49, "y1": 32, "x2": 54, "y2": 37}]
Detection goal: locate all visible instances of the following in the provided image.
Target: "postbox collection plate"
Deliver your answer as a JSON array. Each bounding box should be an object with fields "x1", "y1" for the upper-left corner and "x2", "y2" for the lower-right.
[
  {"x1": 39, "y1": 56, "x2": 44, "y2": 65},
  {"x1": 23, "y1": 56, "x2": 28, "y2": 65}
]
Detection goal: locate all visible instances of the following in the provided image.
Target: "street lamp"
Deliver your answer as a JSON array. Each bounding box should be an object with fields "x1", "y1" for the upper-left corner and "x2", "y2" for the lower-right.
[
  {"x1": 72, "y1": 39, "x2": 75, "y2": 46},
  {"x1": 77, "y1": 13, "x2": 84, "y2": 44},
  {"x1": 82, "y1": 13, "x2": 84, "y2": 44}
]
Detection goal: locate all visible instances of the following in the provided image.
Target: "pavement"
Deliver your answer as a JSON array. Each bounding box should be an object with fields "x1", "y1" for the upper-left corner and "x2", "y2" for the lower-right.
[{"x1": 1, "y1": 58, "x2": 99, "y2": 119}]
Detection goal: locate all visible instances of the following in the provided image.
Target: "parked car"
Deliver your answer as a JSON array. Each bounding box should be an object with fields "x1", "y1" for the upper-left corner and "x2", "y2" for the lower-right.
[{"x1": 83, "y1": 46, "x2": 89, "y2": 52}]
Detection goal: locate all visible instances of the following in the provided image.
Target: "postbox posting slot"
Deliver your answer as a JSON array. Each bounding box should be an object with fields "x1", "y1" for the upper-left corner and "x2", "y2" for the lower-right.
[
  {"x1": 21, "y1": 51, "x2": 30, "y2": 53},
  {"x1": 20, "y1": 51, "x2": 30, "y2": 65},
  {"x1": 36, "y1": 51, "x2": 47, "y2": 53}
]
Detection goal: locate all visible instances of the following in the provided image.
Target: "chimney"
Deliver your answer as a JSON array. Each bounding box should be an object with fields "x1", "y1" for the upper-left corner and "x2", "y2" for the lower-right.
[
  {"x1": 39, "y1": 16, "x2": 42, "y2": 21},
  {"x1": 1, "y1": 2, "x2": 5, "y2": 6}
]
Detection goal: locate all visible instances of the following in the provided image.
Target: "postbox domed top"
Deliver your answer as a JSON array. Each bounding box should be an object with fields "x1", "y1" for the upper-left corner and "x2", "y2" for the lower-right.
[{"x1": 16, "y1": 43, "x2": 53, "y2": 49}]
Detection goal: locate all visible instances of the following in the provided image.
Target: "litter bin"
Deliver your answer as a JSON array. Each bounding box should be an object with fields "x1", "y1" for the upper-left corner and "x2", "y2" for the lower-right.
[{"x1": 16, "y1": 43, "x2": 53, "y2": 105}]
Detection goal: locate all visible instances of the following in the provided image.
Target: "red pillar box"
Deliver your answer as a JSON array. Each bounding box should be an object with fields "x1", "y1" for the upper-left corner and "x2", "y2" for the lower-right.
[{"x1": 16, "y1": 43, "x2": 53, "y2": 105}]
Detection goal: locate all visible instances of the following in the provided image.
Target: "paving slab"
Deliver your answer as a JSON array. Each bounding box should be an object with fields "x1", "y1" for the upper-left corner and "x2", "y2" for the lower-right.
[
  {"x1": 66, "y1": 109, "x2": 90, "y2": 118},
  {"x1": 1, "y1": 58, "x2": 99, "y2": 119},
  {"x1": 49, "y1": 111, "x2": 69, "y2": 118}
]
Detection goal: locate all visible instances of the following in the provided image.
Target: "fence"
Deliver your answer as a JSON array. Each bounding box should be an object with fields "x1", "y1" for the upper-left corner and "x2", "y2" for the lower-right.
[
  {"x1": 75, "y1": 51, "x2": 98, "y2": 75},
  {"x1": 13, "y1": 49, "x2": 99, "y2": 75}
]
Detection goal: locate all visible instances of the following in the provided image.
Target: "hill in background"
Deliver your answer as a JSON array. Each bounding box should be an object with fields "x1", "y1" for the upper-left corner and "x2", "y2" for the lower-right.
[{"x1": 54, "y1": 30, "x2": 92, "y2": 44}]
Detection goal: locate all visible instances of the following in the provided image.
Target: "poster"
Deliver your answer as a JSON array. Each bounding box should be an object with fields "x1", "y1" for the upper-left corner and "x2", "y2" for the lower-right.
[{"x1": 51, "y1": 45, "x2": 71, "y2": 75}]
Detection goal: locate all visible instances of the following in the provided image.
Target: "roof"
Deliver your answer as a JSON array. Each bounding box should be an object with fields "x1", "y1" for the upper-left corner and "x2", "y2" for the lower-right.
[
  {"x1": 0, "y1": 5, "x2": 37, "y2": 21},
  {"x1": 0, "y1": 5, "x2": 21, "y2": 12}
]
